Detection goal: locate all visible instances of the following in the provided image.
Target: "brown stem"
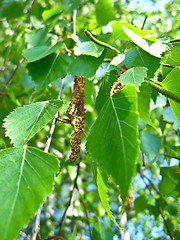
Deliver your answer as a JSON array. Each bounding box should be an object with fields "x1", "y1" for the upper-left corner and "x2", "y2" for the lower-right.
[
  {"x1": 77, "y1": 187, "x2": 93, "y2": 240},
  {"x1": 162, "y1": 64, "x2": 180, "y2": 69},
  {"x1": 158, "y1": 206, "x2": 174, "y2": 239},
  {"x1": 58, "y1": 163, "x2": 80, "y2": 235},
  {"x1": 43, "y1": 236, "x2": 66, "y2": 240}
]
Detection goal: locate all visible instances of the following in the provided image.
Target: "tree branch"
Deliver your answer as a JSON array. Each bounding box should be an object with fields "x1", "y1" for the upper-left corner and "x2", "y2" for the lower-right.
[
  {"x1": 77, "y1": 187, "x2": 93, "y2": 240},
  {"x1": 31, "y1": 78, "x2": 65, "y2": 240},
  {"x1": 141, "y1": 15, "x2": 147, "y2": 30},
  {"x1": 43, "y1": 236, "x2": 67, "y2": 240},
  {"x1": 0, "y1": 57, "x2": 24, "y2": 95},
  {"x1": 27, "y1": 0, "x2": 34, "y2": 29},
  {"x1": 58, "y1": 163, "x2": 80, "y2": 235},
  {"x1": 162, "y1": 64, "x2": 180, "y2": 69}
]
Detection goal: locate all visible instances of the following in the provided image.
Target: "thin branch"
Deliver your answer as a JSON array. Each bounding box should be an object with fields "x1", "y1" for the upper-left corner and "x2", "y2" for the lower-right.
[
  {"x1": 32, "y1": 78, "x2": 65, "y2": 240},
  {"x1": 58, "y1": 163, "x2": 80, "y2": 235},
  {"x1": 159, "y1": 206, "x2": 174, "y2": 239},
  {"x1": 27, "y1": 0, "x2": 34, "y2": 29},
  {"x1": 77, "y1": 187, "x2": 93, "y2": 240},
  {"x1": 73, "y1": 9, "x2": 77, "y2": 35},
  {"x1": 162, "y1": 64, "x2": 180, "y2": 69},
  {"x1": 139, "y1": 170, "x2": 174, "y2": 239},
  {"x1": 141, "y1": 15, "x2": 147, "y2": 30},
  {"x1": 43, "y1": 236, "x2": 67, "y2": 240},
  {"x1": 0, "y1": 57, "x2": 24, "y2": 95}
]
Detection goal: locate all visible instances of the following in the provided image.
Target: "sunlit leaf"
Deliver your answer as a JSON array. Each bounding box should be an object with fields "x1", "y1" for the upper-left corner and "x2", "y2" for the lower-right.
[
  {"x1": 118, "y1": 67, "x2": 147, "y2": 87},
  {"x1": 121, "y1": 25, "x2": 167, "y2": 57},
  {"x1": 0, "y1": 146, "x2": 59, "y2": 240},
  {"x1": 74, "y1": 41, "x2": 104, "y2": 57},
  {"x1": 3, "y1": 100, "x2": 63, "y2": 146},
  {"x1": 111, "y1": 47, "x2": 161, "y2": 78},
  {"x1": 95, "y1": 0, "x2": 116, "y2": 26},
  {"x1": 42, "y1": 6, "x2": 64, "y2": 23},
  {"x1": 112, "y1": 21, "x2": 155, "y2": 41},
  {"x1": 87, "y1": 85, "x2": 139, "y2": 202}
]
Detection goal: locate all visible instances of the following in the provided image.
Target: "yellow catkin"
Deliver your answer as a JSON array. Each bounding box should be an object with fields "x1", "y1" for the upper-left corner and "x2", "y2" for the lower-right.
[
  {"x1": 125, "y1": 192, "x2": 134, "y2": 212},
  {"x1": 66, "y1": 76, "x2": 85, "y2": 163}
]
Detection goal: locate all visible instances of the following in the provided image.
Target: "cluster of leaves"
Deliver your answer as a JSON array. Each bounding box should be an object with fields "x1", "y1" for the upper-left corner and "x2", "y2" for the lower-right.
[{"x1": 0, "y1": 0, "x2": 180, "y2": 240}]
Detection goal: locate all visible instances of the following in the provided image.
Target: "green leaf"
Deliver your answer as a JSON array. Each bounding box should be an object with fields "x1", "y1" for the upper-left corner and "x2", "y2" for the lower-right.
[
  {"x1": 121, "y1": 25, "x2": 167, "y2": 57},
  {"x1": 28, "y1": 53, "x2": 73, "y2": 90},
  {"x1": 111, "y1": 47, "x2": 161, "y2": 78},
  {"x1": 69, "y1": 51, "x2": 106, "y2": 78},
  {"x1": 92, "y1": 221, "x2": 115, "y2": 240},
  {"x1": 140, "y1": 131, "x2": 162, "y2": 162},
  {"x1": 169, "y1": 100, "x2": 180, "y2": 125},
  {"x1": 1, "y1": 0, "x2": 26, "y2": 18},
  {"x1": 162, "y1": 106, "x2": 180, "y2": 130},
  {"x1": 42, "y1": 6, "x2": 64, "y2": 24},
  {"x1": 23, "y1": 43, "x2": 62, "y2": 62},
  {"x1": 162, "y1": 69, "x2": 180, "y2": 123},
  {"x1": 112, "y1": 21, "x2": 155, "y2": 41},
  {"x1": 25, "y1": 27, "x2": 49, "y2": 47},
  {"x1": 118, "y1": 67, "x2": 147, "y2": 87},
  {"x1": 96, "y1": 169, "x2": 121, "y2": 229},
  {"x1": 162, "y1": 42, "x2": 180, "y2": 77},
  {"x1": 74, "y1": 41, "x2": 104, "y2": 57},
  {"x1": 95, "y1": 70, "x2": 116, "y2": 113},
  {"x1": 95, "y1": 0, "x2": 116, "y2": 26},
  {"x1": 0, "y1": 146, "x2": 59, "y2": 240},
  {"x1": 159, "y1": 166, "x2": 180, "y2": 198},
  {"x1": 87, "y1": 85, "x2": 139, "y2": 202},
  {"x1": 134, "y1": 195, "x2": 148, "y2": 213},
  {"x1": 3, "y1": 100, "x2": 63, "y2": 146},
  {"x1": 138, "y1": 83, "x2": 155, "y2": 127}
]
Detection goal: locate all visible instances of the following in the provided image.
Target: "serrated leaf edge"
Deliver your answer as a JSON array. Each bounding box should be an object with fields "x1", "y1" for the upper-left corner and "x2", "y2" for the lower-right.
[{"x1": 3, "y1": 100, "x2": 62, "y2": 146}]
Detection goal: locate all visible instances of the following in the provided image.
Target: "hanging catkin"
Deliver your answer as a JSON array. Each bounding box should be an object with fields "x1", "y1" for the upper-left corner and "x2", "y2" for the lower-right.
[
  {"x1": 110, "y1": 65, "x2": 127, "y2": 96},
  {"x1": 66, "y1": 76, "x2": 86, "y2": 163}
]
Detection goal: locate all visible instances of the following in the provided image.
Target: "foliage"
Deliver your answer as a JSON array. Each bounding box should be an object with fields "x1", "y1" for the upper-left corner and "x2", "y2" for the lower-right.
[{"x1": 0, "y1": 0, "x2": 179, "y2": 240}]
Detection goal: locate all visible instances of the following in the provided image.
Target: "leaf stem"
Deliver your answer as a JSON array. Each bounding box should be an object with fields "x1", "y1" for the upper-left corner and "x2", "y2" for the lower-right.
[
  {"x1": 144, "y1": 80, "x2": 180, "y2": 103},
  {"x1": 84, "y1": 29, "x2": 120, "y2": 54}
]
